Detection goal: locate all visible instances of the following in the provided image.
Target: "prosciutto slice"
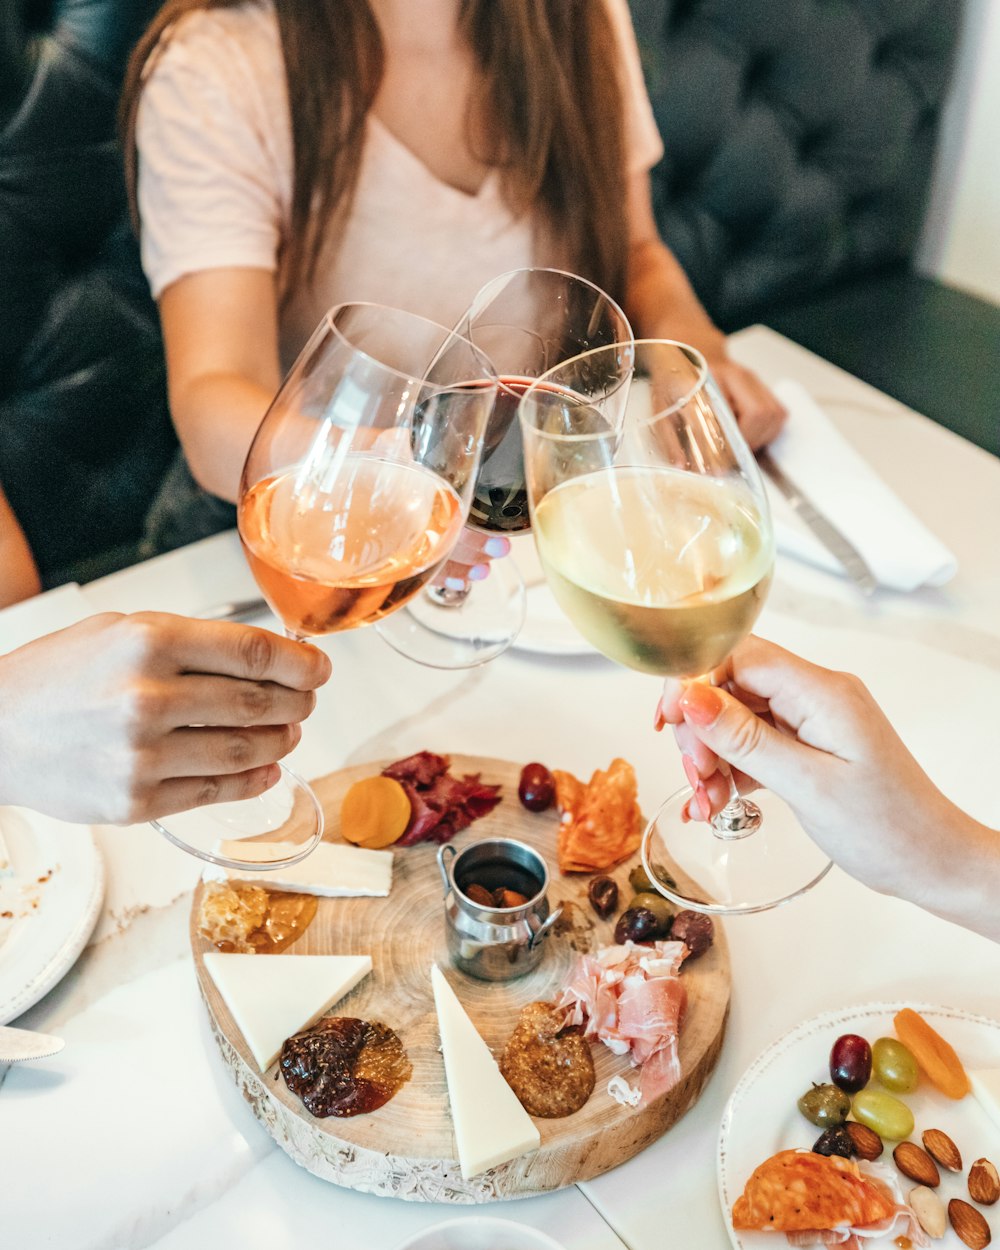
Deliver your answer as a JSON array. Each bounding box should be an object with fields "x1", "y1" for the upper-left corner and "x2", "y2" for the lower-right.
[{"x1": 557, "y1": 940, "x2": 690, "y2": 1106}]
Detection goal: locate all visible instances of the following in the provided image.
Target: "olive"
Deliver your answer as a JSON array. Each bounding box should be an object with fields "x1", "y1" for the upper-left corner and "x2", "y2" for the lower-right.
[
  {"x1": 587, "y1": 875, "x2": 619, "y2": 920},
  {"x1": 614, "y1": 907, "x2": 663, "y2": 945},
  {"x1": 813, "y1": 1125, "x2": 855, "y2": 1158},
  {"x1": 629, "y1": 861, "x2": 676, "y2": 895},
  {"x1": 797, "y1": 1083, "x2": 852, "y2": 1128},
  {"x1": 669, "y1": 910, "x2": 714, "y2": 958},
  {"x1": 871, "y1": 1037, "x2": 919, "y2": 1094},
  {"x1": 829, "y1": 1033, "x2": 872, "y2": 1094},
  {"x1": 626, "y1": 891, "x2": 674, "y2": 930},
  {"x1": 851, "y1": 1088, "x2": 914, "y2": 1140},
  {"x1": 518, "y1": 762, "x2": 555, "y2": 812}
]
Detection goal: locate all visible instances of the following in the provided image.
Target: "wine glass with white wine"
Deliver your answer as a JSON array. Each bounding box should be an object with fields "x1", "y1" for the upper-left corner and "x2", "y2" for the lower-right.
[{"x1": 519, "y1": 340, "x2": 832, "y2": 915}]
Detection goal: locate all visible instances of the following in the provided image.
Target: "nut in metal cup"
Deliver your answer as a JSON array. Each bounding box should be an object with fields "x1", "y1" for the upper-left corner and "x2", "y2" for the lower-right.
[{"x1": 437, "y1": 837, "x2": 562, "y2": 981}]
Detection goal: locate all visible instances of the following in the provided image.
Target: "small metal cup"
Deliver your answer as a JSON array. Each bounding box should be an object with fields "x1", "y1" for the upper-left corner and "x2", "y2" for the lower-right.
[{"x1": 437, "y1": 837, "x2": 562, "y2": 981}]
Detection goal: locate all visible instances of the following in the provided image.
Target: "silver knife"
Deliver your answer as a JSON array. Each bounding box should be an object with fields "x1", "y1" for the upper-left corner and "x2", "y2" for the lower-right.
[
  {"x1": 198, "y1": 597, "x2": 270, "y2": 623},
  {"x1": 0, "y1": 1024, "x2": 65, "y2": 1063},
  {"x1": 758, "y1": 450, "x2": 877, "y2": 596}
]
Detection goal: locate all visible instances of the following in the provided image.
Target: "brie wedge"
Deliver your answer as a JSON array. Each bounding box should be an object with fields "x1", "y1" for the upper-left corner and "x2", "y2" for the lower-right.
[
  {"x1": 431, "y1": 963, "x2": 540, "y2": 1179},
  {"x1": 204, "y1": 841, "x2": 393, "y2": 896},
  {"x1": 203, "y1": 952, "x2": 372, "y2": 1071},
  {"x1": 970, "y1": 1068, "x2": 1000, "y2": 1130}
]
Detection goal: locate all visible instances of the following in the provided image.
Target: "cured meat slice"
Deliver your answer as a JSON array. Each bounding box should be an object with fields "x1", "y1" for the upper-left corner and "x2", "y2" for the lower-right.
[
  {"x1": 381, "y1": 751, "x2": 501, "y2": 846},
  {"x1": 731, "y1": 1151, "x2": 897, "y2": 1234}
]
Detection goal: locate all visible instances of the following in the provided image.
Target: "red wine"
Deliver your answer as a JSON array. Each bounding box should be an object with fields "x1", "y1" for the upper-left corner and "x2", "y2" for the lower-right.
[{"x1": 468, "y1": 376, "x2": 533, "y2": 534}]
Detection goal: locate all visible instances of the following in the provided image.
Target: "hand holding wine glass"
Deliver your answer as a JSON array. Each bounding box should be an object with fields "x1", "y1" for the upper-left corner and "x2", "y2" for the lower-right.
[
  {"x1": 151, "y1": 303, "x2": 497, "y2": 870},
  {"x1": 520, "y1": 340, "x2": 831, "y2": 914}
]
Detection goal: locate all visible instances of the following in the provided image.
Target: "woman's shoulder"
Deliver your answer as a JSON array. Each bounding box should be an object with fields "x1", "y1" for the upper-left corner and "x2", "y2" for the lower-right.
[{"x1": 147, "y1": 0, "x2": 282, "y2": 87}]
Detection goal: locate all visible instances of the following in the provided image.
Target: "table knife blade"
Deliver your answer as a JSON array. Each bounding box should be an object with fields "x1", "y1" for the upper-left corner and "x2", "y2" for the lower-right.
[
  {"x1": 758, "y1": 450, "x2": 878, "y2": 596},
  {"x1": 0, "y1": 1024, "x2": 65, "y2": 1063}
]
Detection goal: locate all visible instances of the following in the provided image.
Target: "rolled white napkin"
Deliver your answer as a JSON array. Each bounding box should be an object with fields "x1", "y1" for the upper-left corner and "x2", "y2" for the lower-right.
[{"x1": 765, "y1": 380, "x2": 958, "y2": 592}]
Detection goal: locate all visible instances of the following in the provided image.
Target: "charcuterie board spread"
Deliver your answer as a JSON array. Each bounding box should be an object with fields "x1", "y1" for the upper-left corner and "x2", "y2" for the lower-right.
[{"x1": 189, "y1": 754, "x2": 731, "y2": 1202}]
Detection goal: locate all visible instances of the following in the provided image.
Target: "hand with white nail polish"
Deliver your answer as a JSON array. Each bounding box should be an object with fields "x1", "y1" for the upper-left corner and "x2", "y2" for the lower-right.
[
  {"x1": 436, "y1": 526, "x2": 511, "y2": 594},
  {"x1": 655, "y1": 634, "x2": 1000, "y2": 943}
]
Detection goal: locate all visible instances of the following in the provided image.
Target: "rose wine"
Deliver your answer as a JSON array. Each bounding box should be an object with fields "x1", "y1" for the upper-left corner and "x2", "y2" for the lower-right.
[
  {"x1": 239, "y1": 455, "x2": 464, "y2": 638},
  {"x1": 532, "y1": 466, "x2": 773, "y2": 676},
  {"x1": 467, "y1": 376, "x2": 533, "y2": 534}
]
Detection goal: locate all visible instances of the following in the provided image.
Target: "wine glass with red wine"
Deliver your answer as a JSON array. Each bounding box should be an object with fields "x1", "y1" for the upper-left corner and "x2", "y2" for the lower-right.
[
  {"x1": 375, "y1": 268, "x2": 633, "y2": 668},
  {"x1": 149, "y1": 303, "x2": 497, "y2": 871}
]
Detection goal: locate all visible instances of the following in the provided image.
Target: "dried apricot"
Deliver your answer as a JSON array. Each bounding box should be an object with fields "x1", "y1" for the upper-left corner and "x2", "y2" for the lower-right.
[
  {"x1": 340, "y1": 776, "x2": 411, "y2": 849},
  {"x1": 893, "y1": 1008, "x2": 970, "y2": 1100}
]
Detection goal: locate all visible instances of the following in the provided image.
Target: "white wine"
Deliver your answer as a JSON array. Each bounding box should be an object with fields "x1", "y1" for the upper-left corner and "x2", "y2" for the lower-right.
[{"x1": 533, "y1": 466, "x2": 772, "y2": 676}]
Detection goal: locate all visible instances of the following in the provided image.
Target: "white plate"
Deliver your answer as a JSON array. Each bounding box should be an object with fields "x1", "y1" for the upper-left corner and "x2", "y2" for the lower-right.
[
  {"x1": 719, "y1": 1002, "x2": 1000, "y2": 1248},
  {"x1": 0, "y1": 808, "x2": 104, "y2": 1024},
  {"x1": 508, "y1": 536, "x2": 598, "y2": 657}
]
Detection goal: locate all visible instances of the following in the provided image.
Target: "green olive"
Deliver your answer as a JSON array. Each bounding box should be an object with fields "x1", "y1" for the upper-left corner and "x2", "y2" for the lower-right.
[
  {"x1": 628, "y1": 864, "x2": 656, "y2": 894},
  {"x1": 851, "y1": 1088, "x2": 914, "y2": 1140},
  {"x1": 871, "y1": 1037, "x2": 919, "y2": 1094},
  {"x1": 627, "y1": 892, "x2": 675, "y2": 930},
  {"x1": 797, "y1": 1083, "x2": 852, "y2": 1128}
]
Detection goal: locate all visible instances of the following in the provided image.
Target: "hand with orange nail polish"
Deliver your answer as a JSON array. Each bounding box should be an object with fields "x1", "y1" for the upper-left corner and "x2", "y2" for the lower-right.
[{"x1": 654, "y1": 635, "x2": 1000, "y2": 943}]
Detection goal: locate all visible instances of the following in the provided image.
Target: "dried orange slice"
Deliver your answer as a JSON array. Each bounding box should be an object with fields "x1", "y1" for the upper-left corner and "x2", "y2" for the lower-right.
[
  {"x1": 894, "y1": 1008, "x2": 970, "y2": 1099},
  {"x1": 340, "y1": 777, "x2": 411, "y2": 849}
]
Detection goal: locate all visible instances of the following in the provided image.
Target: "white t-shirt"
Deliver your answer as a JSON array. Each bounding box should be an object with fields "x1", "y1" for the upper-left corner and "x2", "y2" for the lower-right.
[{"x1": 136, "y1": 0, "x2": 663, "y2": 372}]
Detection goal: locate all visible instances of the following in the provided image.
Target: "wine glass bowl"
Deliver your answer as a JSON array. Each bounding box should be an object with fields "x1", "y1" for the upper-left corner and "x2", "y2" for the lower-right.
[{"x1": 521, "y1": 339, "x2": 830, "y2": 914}]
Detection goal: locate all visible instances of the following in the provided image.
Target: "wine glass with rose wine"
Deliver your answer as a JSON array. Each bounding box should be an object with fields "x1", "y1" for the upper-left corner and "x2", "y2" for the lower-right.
[
  {"x1": 149, "y1": 304, "x2": 497, "y2": 871},
  {"x1": 376, "y1": 267, "x2": 633, "y2": 668},
  {"x1": 520, "y1": 340, "x2": 832, "y2": 914}
]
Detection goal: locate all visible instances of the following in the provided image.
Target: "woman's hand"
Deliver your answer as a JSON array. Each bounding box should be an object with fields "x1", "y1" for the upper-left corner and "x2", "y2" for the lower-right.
[
  {"x1": 0, "y1": 613, "x2": 331, "y2": 825},
  {"x1": 708, "y1": 357, "x2": 787, "y2": 451},
  {"x1": 436, "y1": 528, "x2": 511, "y2": 593},
  {"x1": 654, "y1": 635, "x2": 988, "y2": 908}
]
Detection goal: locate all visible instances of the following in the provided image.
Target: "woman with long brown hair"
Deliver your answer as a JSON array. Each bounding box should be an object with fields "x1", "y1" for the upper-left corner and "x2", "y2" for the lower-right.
[{"x1": 122, "y1": 0, "x2": 784, "y2": 553}]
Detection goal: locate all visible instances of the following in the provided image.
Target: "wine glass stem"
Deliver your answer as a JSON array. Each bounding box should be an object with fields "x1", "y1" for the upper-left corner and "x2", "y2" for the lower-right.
[{"x1": 696, "y1": 674, "x2": 763, "y2": 841}]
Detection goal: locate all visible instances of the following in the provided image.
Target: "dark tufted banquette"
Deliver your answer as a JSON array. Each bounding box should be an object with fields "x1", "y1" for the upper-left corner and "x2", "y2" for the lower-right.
[
  {"x1": 0, "y1": 0, "x2": 175, "y2": 587},
  {"x1": 631, "y1": 0, "x2": 998, "y2": 456}
]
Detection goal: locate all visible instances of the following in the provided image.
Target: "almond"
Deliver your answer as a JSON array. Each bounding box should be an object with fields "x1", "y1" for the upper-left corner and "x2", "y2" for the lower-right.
[
  {"x1": 923, "y1": 1128, "x2": 963, "y2": 1173},
  {"x1": 949, "y1": 1197, "x2": 992, "y2": 1249},
  {"x1": 894, "y1": 1140, "x2": 941, "y2": 1188},
  {"x1": 846, "y1": 1120, "x2": 884, "y2": 1161},
  {"x1": 969, "y1": 1158, "x2": 1000, "y2": 1206},
  {"x1": 909, "y1": 1186, "x2": 947, "y2": 1239}
]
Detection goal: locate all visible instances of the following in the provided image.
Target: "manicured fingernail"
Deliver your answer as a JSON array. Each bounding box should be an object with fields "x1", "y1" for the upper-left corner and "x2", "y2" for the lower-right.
[
  {"x1": 653, "y1": 702, "x2": 666, "y2": 732},
  {"x1": 444, "y1": 576, "x2": 467, "y2": 592},
  {"x1": 467, "y1": 563, "x2": 490, "y2": 582},
  {"x1": 679, "y1": 684, "x2": 722, "y2": 726},
  {"x1": 695, "y1": 784, "x2": 712, "y2": 820},
  {"x1": 681, "y1": 755, "x2": 700, "y2": 788},
  {"x1": 484, "y1": 537, "x2": 510, "y2": 558},
  {"x1": 680, "y1": 805, "x2": 691, "y2": 824}
]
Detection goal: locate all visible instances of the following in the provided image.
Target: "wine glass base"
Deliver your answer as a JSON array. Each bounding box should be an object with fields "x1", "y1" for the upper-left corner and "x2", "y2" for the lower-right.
[
  {"x1": 375, "y1": 557, "x2": 526, "y2": 669},
  {"x1": 641, "y1": 786, "x2": 832, "y2": 916},
  {"x1": 150, "y1": 762, "x2": 324, "y2": 871}
]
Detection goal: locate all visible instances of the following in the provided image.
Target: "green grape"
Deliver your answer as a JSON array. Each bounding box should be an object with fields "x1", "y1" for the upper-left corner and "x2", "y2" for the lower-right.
[
  {"x1": 852, "y1": 1088, "x2": 914, "y2": 1140},
  {"x1": 871, "y1": 1037, "x2": 919, "y2": 1093}
]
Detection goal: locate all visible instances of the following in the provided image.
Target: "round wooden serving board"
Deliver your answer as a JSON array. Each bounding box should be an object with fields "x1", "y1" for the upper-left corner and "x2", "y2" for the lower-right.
[{"x1": 190, "y1": 755, "x2": 731, "y2": 1202}]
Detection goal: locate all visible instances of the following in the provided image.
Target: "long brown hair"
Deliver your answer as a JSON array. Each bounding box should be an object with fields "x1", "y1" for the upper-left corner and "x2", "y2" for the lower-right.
[{"x1": 121, "y1": 0, "x2": 629, "y2": 304}]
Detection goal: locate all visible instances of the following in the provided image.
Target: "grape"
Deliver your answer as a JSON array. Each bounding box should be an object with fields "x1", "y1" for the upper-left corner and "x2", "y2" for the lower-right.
[
  {"x1": 871, "y1": 1037, "x2": 919, "y2": 1093},
  {"x1": 518, "y1": 763, "x2": 555, "y2": 812},
  {"x1": 798, "y1": 1083, "x2": 851, "y2": 1128},
  {"x1": 851, "y1": 1089, "x2": 914, "y2": 1140},
  {"x1": 829, "y1": 1033, "x2": 872, "y2": 1094}
]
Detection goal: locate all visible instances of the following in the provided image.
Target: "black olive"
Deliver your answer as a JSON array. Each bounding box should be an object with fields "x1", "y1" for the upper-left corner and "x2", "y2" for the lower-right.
[{"x1": 613, "y1": 906, "x2": 665, "y2": 945}]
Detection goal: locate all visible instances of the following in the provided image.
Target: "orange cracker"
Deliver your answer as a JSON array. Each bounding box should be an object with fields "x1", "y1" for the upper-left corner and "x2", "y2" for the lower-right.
[
  {"x1": 553, "y1": 758, "x2": 643, "y2": 874},
  {"x1": 732, "y1": 1150, "x2": 896, "y2": 1233}
]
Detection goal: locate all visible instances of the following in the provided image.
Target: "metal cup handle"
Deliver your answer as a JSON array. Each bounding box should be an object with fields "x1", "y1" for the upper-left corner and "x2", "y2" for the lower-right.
[
  {"x1": 527, "y1": 905, "x2": 563, "y2": 950},
  {"x1": 437, "y1": 843, "x2": 457, "y2": 896}
]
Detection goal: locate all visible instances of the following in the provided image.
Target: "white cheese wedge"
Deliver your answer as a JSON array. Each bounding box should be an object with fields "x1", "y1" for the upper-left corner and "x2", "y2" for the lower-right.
[
  {"x1": 970, "y1": 1068, "x2": 1000, "y2": 1130},
  {"x1": 203, "y1": 952, "x2": 372, "y2": 1071},
  {"x1": 431, "y1": 963, "x2": 540, "y2": 1180},
  {"x1": 203, "y1": 840, "x2": 393, "y2": 896}
]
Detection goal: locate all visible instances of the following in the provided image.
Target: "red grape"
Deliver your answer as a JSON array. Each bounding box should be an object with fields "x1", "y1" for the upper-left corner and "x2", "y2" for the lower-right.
[
  {"x1": 830, "y1": 1033, "x2": 872, "y2": 1094},
  {"x1": 518, "y1": 763, "x2": 555, "y2": 812}
]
